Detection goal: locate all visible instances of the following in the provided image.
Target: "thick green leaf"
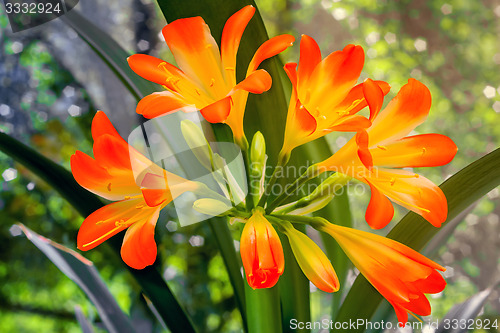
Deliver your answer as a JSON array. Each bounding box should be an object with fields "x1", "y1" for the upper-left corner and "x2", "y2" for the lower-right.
[
  {"x1": 0, "y1": 133, "x2": 196, "y2": 333},
  {"x1": 334, "y1": 147, "x2": 500, "y2": 332},
  {"x1": 11, "y1": 224, "x2": 135, "y2": 333},
  {"x1": 60, "y1": 10, "x2": 156, "y2": 100}
]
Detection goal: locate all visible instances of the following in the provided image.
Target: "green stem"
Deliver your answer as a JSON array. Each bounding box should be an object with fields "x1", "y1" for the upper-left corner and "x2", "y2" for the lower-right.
[
  {"x1": 257, "y1": 152, "x2": 289, "y2": 208},
  {"x1": 245, "y1": 284, "x2": 282, "y2": 333},
  {"x1": 265, "y1": 169, "x2": 317, "y2": 214},
  {"x1": 242, "y1": 149, "x2": 254, "y2": 211}
]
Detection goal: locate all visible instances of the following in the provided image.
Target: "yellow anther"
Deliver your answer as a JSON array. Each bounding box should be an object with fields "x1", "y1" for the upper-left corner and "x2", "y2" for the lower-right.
[
  {"x1": 136, "y1": 204, "x2": 145, "y2": 209},
  {"x1": 157, "y1": 62, "x2": 168, "y2": 69},
  {"x1": 195, "y1": 89, "x2": 201, "y2": 95},
  {"x1": 114, "y1": 219, "x2": 126, "y2": 227},
  {"x1": 314, "y1": 107, "x2": 321, "y2": 117},
  {"x1": 205, "y1": 44, "x2": 212, "y2": 49},
  {"x1": 124, "y1": 196, "x2": 131, "y2": 200},
  {"x1": 209, "y1": 78, "x2": 215, "y2": 87},
  {"x1": 377, "y1": 145, "x2": 387, "y2": 150},
  {"x1": 95, "y1": 221, "x2": 105, "y2": 225},
  {"x1": 225, "y1": 67, "x2": 235, "y2": 71},
  {"x1": 422, "y1": 147, "x2": 427, "y2": 155},
  {"x1": 390, "y1": 178, "x2": 396, "y2": 186}
]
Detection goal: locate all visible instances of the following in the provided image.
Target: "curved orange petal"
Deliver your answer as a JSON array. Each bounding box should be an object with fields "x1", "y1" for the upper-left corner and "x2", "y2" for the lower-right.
[
  {"x1": 356, "y1": 130, "x2": 373, "y2": 169},
  {"x1": 363, "y1": 78, "x2": 385, "y2": 121},
  {"x1": 136, "y1": 91, "x2": 196, "y2": 119},
  {"x1": 71, "y1": 151, "x2": 124, "y2": 201},
  {"x1": 365, "y1": 178, "x2": 394, "y2": 229},
  {"x1": 370, "y1": 134, "x2": 458, "y2": 168},
  {"x1": 283, "y1": 62, "x2": 298, "y2": 87},
  {"x1": 247, "y1": 34, "x2": 295, "y2": 73},
  {"x1": 162, "y1": 17, "x2": 226, "y2": 95},
  {"x1": 77, "y1": 198, "x2": 152, "y2": 251},
  {"x1": 120, "y1": 206, "x2": 161, "y2": 269},
  {"x1": 200, "y1": 96, "x2": 232, "y2": 123},
  {"x1": 306, "y1": 44, "x2": 364, "y2": 111},
  {"x1": 127, "y1": 54, "x2": 172, "y2": 86},
  {"x1": 365, "y1": 169, "x2": 447, "y2": 227},
  {"x1": 221, "y1": 5, "x2": 255, "y2": 85},
  {"x1": 297, "y1": 34, "x2": 321, "y2": 91},
  {"x1": 295, "y1": 102, "x2": 317, "y2": 135},
  {"x1": 234, "y1": 69, "x2": 272, "y2": 94},
  {"x1": 93, "y1": 134, "x2": 133, "y2": 172},
  {"x1": 328, "y1": 115, "x2": 371, "y2": 132},
  {"x1": 368, "y1": 78, "x2": 431, "y2": 145},
  {"x1": 332, "y1": 80, "x2": 390, "y2": 116},
  {"x1": 91, "y1": 111, "x2": 122, "y2": 142}
]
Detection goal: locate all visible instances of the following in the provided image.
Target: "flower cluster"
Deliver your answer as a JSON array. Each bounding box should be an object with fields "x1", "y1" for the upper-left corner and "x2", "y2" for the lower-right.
[{"x1": 71, "y1": 5, "x2": 457, "y2": 324}]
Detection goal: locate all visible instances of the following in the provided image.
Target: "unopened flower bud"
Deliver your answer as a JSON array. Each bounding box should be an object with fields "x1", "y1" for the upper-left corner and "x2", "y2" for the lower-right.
[
  {"x1": 193, "y1": 198, "x2": 232, "y2": 216},
  {"x1": 180, "y1": 120, "x2": 213, "y2": 170}
]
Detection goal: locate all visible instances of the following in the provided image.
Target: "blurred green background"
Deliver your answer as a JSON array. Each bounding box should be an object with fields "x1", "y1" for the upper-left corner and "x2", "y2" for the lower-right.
[{"x1": 0, "y1": 0, "x2": 499, "y2": 332}]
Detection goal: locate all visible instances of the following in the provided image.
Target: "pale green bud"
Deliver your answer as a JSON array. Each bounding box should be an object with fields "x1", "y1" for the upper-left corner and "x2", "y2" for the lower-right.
[
  {"x1": 180, "y1": 120, "x2": 213, "y2": 170},
  {"x1": 193, "y1": 198, "x2": 232, "y2": 216},
  {"x1": 250, "y1": 131, "x2": 266, "y2": 178}
]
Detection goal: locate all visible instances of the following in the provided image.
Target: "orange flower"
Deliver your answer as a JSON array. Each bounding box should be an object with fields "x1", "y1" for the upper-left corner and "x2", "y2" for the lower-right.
[
  {"x1": 282, "y1": 222, "x2": 339, "y2": 292},
  {"x1": 240, "y1": 208, "x2": 284, "y2": 288},
  {"x1": 315, "y1": 79, "x2": 457, "y2": 229},
  {"x1": 320, "y1": 222, "x2": 446, "y2": 325},
  {"x1": 128, "y1": 5, "x2": 294, "y2": 145},
  {"x1": 71, "y1": 111, "x2": 197, "y2": 269},
  {"x1": 280, "y1": 35, "x2": 390, "y2": 158}
]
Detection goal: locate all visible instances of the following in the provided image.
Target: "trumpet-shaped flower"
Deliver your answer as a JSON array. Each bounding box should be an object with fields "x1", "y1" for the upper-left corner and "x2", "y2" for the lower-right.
[
  {"x1": 71, "y1": 111, "x2": 197, "y2": 269},
  {"x1": 315, "y1": 79, "x2": 457, "y2": 229},
  {"x1": 282, "y1": 222, "x2": 339, "y2": 292},
  {"x1": 240, "y1": 208, "x2": 284, "y2": 288},
  {"x1": 280, "y1": 35, "x2": 390, "y2": 158},
  {"x1": 320, "y1": 222, "x2": 446, "y2": 324},
  {"x1": 128, "y1": 5, "x2": 294, "y2": 145}
]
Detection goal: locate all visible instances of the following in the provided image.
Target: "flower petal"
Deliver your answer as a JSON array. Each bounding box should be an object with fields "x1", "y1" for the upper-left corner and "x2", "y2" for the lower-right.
[
  {"x1": 370, "y1": 134, "x2": 458, "y2": 168},
  {"x1": 332, "y1": 80, "x2": 390, "y2": 116},
  {"x1": 366, "y1": 169, "x2": 447, "y2": 227},
  {"x1": 247, "y1": 34, "x2": 295, "y2": 73},
  {"x1": 162, "y1": 16, "x2": 227, "y2": 95},
  {"x1": 284, "y1": 62, "x2": 298, "y2": 87},
  {"x1": 127, "y1": 54, "x2": 173, "y2": 86},
  {"x1": 234, "y1": 69, "x2": 272, "y2": 94},
  {"x1": 365, "y1": 178, "x2": 394, "y2": 229},
  {"x1": 297, "y1": 34, "x2": 321, "y2": 91},
  {"x1": 306, "y1": 44, "x2": 364, "y2": 111},
  {"x1": 91, "y1": 111, "x2": 122, "y2": 142},
  {"x1": 200, "y1": 96, "x2": 232, "y2": 123},
  {"x1": 136, "y1": 91, "x2": 196, "y2": 119},
  {"x1": 368, "y1": 78, "x2": 431, "y2": 145},
  {"x1": 221, "y1": 5, "x2": 255, "y2": 85},
  {"x1": 363, "y1": 78, "x2": 385, "y2": 121},
  {"x1": 328, "y1": 115, "x2": 371, "y2": 132},
  {"x1": 120, "y1": 206, "x2": 161, "y2": 269},
  {"x1": 356, "y1": 130, "x2": 373, "y2": 169},
  {"x1": 71, "y1": 151, "x2": 125, "y2": 201},
  {"x1": 77, "y1": 198, "x2": 153, "y2": 251}
]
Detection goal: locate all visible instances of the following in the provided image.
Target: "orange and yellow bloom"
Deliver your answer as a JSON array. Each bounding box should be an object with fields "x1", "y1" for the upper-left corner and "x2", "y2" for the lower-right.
[
  {"x1": 280, "y1": 35, "x2": 390, "y2": 158},
  {"x1": 314, "y1": 79, "x2": 457, "y2": 229},
  {"x1": 320, "y1": 221, "x2": 446, "y2": 324},
  {"x1": 128, "y1": 5, "x2": 294, "y2": 146},
  {"x1": 240, "y1": 208, "x2": 284, "y2": 289},
  {"x1": 71, "y1": 111, "x2": 197, "y2": 269}
]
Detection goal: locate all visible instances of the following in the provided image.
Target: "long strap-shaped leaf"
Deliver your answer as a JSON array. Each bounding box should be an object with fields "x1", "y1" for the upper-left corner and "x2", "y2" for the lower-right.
[
  {"x1": 334, "y1": 147, "x2": 500, "y2": 332},
  {"x1": 0, "y1": 132, "x2": 197, "y2": 333},
  {"x1": 60, "y1": 10, "x2": 156, "y2": 100}
]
